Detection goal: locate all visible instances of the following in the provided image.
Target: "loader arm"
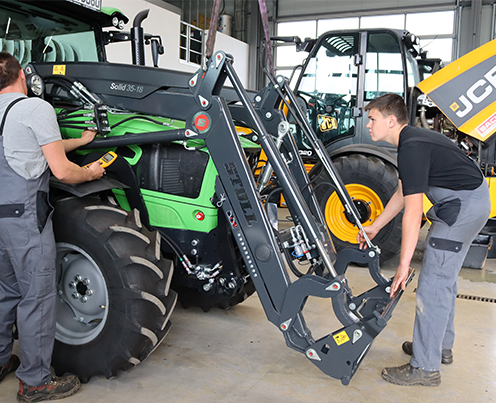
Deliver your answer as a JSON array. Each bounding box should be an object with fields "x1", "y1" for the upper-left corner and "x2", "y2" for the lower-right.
[{"x1": 183, "y1": 52, "x2": 414, "y2": 384}]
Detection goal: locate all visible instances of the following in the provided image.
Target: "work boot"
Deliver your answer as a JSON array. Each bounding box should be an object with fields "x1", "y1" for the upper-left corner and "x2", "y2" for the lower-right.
[
  {"x1": 382, "y1": 363, "x2": 441, "y2": 386},
  {"x1": 17, "y1": 375, "x2": 81, "y2": 402},
  {"x1": 402, "y1": 341, "x2": 453, "y2": 364},
  {"x1": 0, "y1": 355, "x2": 20, "y2": 382}
]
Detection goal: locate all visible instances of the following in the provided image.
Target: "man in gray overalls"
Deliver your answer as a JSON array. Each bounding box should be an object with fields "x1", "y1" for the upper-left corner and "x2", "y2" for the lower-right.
[
  {"x1": 0, "y1": 52, "x2": 104, "y2": 401},
  {"x1": 358, "y1": 93, "x2": 490, "y2": 386}
]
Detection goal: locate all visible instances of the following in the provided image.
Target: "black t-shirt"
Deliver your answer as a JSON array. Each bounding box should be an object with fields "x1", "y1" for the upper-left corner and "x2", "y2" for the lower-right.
[{"x1": 398, "y1": 126, "x2": 483, "y2": 196}]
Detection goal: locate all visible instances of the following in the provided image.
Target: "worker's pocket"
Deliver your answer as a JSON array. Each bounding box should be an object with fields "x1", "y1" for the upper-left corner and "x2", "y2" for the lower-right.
[
  {"x1": 33, "y1": 267, "x2": 56, "y2": 298},
  {"x1": 0, "y1": 203, "x2": 29, "y2": 247},
  {"x1": 428, "y1": 237, "x2": 463, "y2": 253},
  {"x1": 36, "y1": 190, "x2": 53, "y2": 233},
  {"x1": 432, "y1": 197, "x2": 461, "y2": 227}
]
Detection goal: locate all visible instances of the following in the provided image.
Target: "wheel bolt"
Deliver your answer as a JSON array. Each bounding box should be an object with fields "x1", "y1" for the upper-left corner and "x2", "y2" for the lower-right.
[
  {"x1": 80, "y1": 296, "x2": 88, "y2": 303},
  {"x1": 82, "y1": 278, "x2": 90, "y2": 286},
  {"x1": 72, "y1": 292, "x2": 80, "y2": 299},
  {"x1": 86, "y1": 289, "x2": 93, "y2": 296},
  {"x1": 69, "y1": 282, "x2": 77, "y2": 289},
  {"x1": 74, "y1": 275, "x2": 82, "y2": 282}
]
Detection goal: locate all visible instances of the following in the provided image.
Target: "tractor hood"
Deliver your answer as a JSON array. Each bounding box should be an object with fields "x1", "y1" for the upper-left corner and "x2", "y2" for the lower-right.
[{"x1": 418, "y1": 38, "x2": 496, "y2": 142}]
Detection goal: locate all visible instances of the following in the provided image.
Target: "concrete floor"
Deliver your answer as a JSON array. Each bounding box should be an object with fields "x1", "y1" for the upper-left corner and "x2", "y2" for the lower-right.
[{"x1": 1, "y1": 220, "x2": 496, "y2": 402}]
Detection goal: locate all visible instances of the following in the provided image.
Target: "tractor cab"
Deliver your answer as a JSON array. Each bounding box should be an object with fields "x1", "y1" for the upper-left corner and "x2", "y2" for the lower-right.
[{"x1": 290, "y1": 28, "x2": 422, "y2": 158}]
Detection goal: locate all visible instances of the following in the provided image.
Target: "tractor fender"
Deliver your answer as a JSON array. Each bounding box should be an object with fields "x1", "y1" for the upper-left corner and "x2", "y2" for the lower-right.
[
  {"x1": 49, "y1": 176, "x2": 129, "y2": 198},
  {"x1": 327, "y1": 144, "x2": 398, "y2": 168}
]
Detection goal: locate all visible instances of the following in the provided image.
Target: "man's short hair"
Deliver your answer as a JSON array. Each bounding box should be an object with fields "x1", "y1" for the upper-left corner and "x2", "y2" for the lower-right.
[
  {"x1": 364, "y1": 93, "x2": 409, "y2": 125},
  {"x1": 0, "y1": 52, "x2": 21, "y2": 92}
]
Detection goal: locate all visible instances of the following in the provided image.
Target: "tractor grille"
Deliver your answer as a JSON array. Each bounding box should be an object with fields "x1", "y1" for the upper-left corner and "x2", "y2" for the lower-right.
[{"x1": 139, "y1": 143, "x2": 209, "y2": 199}]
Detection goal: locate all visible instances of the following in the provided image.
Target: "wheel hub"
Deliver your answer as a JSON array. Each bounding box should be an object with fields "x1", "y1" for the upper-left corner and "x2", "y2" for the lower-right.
[
  {"x1": 69, "y1": 274, "x2": 94, "y2": 303},
  {"x1": 344, "y1": 199, "x2": 371, "y2": 224}
]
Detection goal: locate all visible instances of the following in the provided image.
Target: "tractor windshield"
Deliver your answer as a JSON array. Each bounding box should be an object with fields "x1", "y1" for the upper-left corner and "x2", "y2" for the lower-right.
[
  {"x1": 0, "y1": 2, "x2": 102, "y2": 67},
  {"x1": 296, "y1": 32, "x2": 359, "y2": 149}
]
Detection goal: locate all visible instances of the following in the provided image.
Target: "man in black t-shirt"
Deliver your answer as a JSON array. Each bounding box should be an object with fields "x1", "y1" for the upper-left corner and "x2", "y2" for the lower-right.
[{"x1": 357, "y1": 93, "x2": 490, "y2": 386}]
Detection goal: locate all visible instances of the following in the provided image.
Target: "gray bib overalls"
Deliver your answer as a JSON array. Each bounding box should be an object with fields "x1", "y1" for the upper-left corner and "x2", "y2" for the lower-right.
[
  {"x1": 0, "y1": 96, "x2": 56, "y2": 386},
  {"x1": 402, "y1": 135, "x2": 491, "y2": 371}
]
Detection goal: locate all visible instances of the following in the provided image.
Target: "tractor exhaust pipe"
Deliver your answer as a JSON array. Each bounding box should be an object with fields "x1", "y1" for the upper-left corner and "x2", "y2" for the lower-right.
[{"x1": 131, "y1": 9, "x2": 149, "y2": 65}]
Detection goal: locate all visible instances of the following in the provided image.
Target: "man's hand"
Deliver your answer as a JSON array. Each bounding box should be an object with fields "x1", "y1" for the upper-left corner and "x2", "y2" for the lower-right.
[
  {"x1": 86, "y1": 161, "x2": 105, "y2": 181},
  {"x1": 63, "y1": 129, "x2": 98, "y2": 153},
  {"x1": 390, "y1": 263, "x2": 410, "y2": 297},
  {"x1": 80, "y1": 129, "x2": 98, "y2": 146},
  {"x1": 357, "y1": 225, "x2": 379, "y2": 249}
]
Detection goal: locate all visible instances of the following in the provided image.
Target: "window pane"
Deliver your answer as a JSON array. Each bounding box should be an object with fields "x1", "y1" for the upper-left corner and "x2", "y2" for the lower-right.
[
  {"x1": 276, "y1": 45, "x2": 308, "y2": 68},
  {"x1": 420, "y1": 38, "x2": 453, "y2": 62},
  {"x1": 365, "y1": 32, "x2": 404, "y2": 100},
  {"x1": 277, "y1": 20, "x2": 316, "y2": 39},
  {"x1": 318, "y1": 18, "x2": 359, "y2": 35},
  {"x1": 360, "y1": 14, "x2": 404, "y2": 30},
  {"x1": 406, "y1": 11, "x2": 454, "y2": 36},
  {"x1": 297, "y1": 33, "x2": 359, "y2": 146}
]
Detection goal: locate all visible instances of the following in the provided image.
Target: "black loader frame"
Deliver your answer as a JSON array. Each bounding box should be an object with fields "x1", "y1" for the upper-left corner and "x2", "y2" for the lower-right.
[{"x1": 70, "y1": 51, "x2": 412, "y2": 384}]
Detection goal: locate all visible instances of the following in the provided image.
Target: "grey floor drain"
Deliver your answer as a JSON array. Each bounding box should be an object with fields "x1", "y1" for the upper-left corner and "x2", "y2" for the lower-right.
[
  {"x1": 456, "y1": 294, "x2": 496, "y2": 303},
  {"x1": 413, "y1": 288, "x2": 495, "y2": 303}
]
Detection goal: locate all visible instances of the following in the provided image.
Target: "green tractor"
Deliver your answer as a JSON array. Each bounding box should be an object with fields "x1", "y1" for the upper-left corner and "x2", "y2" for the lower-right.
[{"x1": 2, "y1": 0, "x2": 257, "y2": 381}]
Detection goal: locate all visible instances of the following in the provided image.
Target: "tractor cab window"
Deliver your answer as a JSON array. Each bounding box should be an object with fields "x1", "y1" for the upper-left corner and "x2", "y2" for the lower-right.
[
  {"x1": 296, "y1": 32, "x2": 359, "y2": 149},
  {"x1": 364, "y1": 32, "x2": 404, "y2": 100},
  {"x1": 0, "y1": 4, "x2": 101, "y2": 67}
]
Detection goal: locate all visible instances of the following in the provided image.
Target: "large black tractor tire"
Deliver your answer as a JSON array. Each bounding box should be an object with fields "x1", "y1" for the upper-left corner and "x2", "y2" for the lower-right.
[
  {"x1": 51, "y1": 197, "x2": 177, "y2": 382},
  {"x1": 312, "y1": 154, "x2": 402, "y2": 263}
]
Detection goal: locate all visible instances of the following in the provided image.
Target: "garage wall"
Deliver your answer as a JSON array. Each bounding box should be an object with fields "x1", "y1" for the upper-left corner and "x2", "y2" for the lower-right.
[{"x1": 102, "y1": 0, "x2": 249, "y2": 86}]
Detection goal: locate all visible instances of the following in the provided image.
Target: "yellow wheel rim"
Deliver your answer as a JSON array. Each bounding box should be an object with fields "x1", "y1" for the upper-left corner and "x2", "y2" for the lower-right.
[{"x1": 324, "y1": 184, "x2": 384, "y2": 243}]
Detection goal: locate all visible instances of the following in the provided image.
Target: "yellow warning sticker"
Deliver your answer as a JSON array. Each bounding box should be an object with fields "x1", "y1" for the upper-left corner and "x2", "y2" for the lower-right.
[
  {"x1": 318, "y1": 114, "x2": 338, "y2": 132},
  {"x1": 52, "y1": 65, "x2": 66, "y2": 75},
  {"x1": 333, "y1": 330, "x2": 350, "y2": 346}
]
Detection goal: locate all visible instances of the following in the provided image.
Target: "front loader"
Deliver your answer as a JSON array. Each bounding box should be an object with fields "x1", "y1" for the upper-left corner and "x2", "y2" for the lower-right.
[
  {"x1": 3, "y1": 0, "x2": 412, "y2": 385},
  {"x1": 28, "y1": 52, "x2": 413, "y2": 385}
]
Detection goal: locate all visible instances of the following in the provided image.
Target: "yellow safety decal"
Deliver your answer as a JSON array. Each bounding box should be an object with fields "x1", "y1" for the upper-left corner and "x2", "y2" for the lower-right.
[
  {"x1": 333, "y1": 330, "x2": 350, "y2": 346},
  {"x1": 318, "y1": 114, "x2": 338, "y2": 132},
  {"x1": 52, "y1": 65, "x2": 66, "y2": 75},
  {"x1": 417, "y1": 39, "x2": 496, "y2": 141}
]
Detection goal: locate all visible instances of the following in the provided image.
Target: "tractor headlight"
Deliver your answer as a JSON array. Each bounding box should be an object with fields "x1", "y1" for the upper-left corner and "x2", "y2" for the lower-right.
[
  {"x1": 112, "y1": 16, "x2": 126, "y2": 30},
  {"x1": 24, "y1": 65, "x2": 45, "y2": 97},
  {"x1": 28, "y1": 74, "x2": 44, "y2": 97}
]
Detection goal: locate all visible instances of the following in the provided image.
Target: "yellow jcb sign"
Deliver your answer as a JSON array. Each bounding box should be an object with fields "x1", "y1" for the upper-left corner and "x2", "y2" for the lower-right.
[
  {"x1": 417, "y1": 39, "x2": 496, "y2": 142},
  {"x1": 318, "y1": 114, "x2": 338, "y2": 132}
]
